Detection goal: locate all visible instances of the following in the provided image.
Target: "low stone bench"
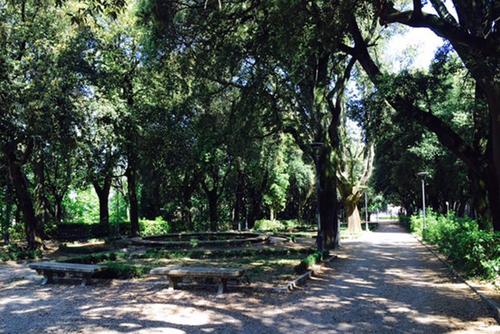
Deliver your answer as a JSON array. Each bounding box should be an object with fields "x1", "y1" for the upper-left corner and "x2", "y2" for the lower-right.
[
  {"x1": 29, "y1": 261, "x2": 105, "y2": 286},
  {"x1": 150, "y1": 266, "x2": 248, "y2": 294}
]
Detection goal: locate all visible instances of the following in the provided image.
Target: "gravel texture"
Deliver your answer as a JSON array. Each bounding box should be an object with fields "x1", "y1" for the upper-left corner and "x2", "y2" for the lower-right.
[{"x1": 0, "y1": 222, "x2": 498, "y2": 334}]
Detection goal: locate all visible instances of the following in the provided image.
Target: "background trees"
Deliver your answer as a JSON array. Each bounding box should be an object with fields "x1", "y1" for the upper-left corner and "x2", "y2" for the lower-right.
[{"x1": 1, "y1": 0, "x2": 498, "y2": 251}]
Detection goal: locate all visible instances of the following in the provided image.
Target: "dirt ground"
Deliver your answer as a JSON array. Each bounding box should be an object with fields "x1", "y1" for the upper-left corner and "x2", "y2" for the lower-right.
[{"x1": 1, "y1": 222, "x2": 498, "y2": 334}]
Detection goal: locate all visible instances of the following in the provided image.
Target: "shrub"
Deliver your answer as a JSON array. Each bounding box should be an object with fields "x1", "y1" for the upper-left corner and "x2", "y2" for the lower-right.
[
  {"x1": 282, "y1": 219, "x2": 301, "y2": 231},
  {"x1": 139, "y1": 217, "x2": 171, "y2": 237},
  {"x1": 96, "y1": 262, "x2": 151, "y2": 279},
  {"x1": 0, "y1": 244, "x2": 42, "y2": 262},
  {"x1": 410, "y1": 211, "x2": 499, "y2": 279},
  {"x1": 8, "y1": 223, "x2": 25, "y2": 242},
  {"x1": 64, "y1": 252, "x2": 121, "y2": 264},
  {"x1": 294, "y1": 250, "x2": 329, "y2": 274},
  {"x1": 254, "y1": 219, "x2": 285, "y2": 232}
]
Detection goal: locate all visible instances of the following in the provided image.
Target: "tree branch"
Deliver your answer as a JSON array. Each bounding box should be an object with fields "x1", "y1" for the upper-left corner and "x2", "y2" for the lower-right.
[{"x1": 378, "y1": 2, "x2": 496, "y2": 56}]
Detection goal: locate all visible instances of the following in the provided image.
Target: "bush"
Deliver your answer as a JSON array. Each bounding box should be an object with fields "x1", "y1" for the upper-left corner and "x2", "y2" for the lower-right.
[
  {"x1": 254, "y1": 219, "x2": 309, "y2": 232},
  {"x1": 254, "y1": 219, "x2": 285, "y2": 232},
  {"x1": 139, "y1": 217, "x2": 171, "y2": 237},
  {"x1": 0, "y1": 244, "x2": 42, "y2": 262},
  {"x1": 64, "y1": 252, "x2": 121, "y2": 264},
  {"x1": 294, "y1": 250, "x2": 329, "y2": 274},
  {"x1": 96, "y1": 262, "x2": 151, "y2": 279},
  {"x1": 410, "y1": 211, "x2": 499, "y2": 279}
]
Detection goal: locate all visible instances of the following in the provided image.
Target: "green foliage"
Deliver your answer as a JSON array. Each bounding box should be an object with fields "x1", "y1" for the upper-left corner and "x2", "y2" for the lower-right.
[
  {"x1": 254, "y1": 219, "x2": 285, "y2": 232},
  {"x1": 263, "y1": 137, "x2": 290, "y2": 217},
  {"x1": 294, "y1": 251, "x2": 329, "y2": 274},
  {"x1": 0, "y1": 244, "x2": 42, "y2": 262},
  {"x1": 65, "y1": 252, "x2": 118, "y2": 264},
  {"x1": 62, "y1": 189, "x2": 100, "y2": 225},
  {"x1": 98, "y1": 262, "x2": 151, "y2": 279},
  {"x1": 139, "y1": 217, "x2": 171, "y2": 237},
  {"x1": 253, "y1": 219, "x2": 304, "y2": 232},
  {"x1": 411, "y1": 211, "x2": 499, "y2": 279}
]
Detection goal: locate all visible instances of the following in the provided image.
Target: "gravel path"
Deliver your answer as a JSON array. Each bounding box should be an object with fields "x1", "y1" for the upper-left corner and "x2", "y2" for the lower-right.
[{"x1": 0, "y1": 222, "x2": 498, "y2": 333}]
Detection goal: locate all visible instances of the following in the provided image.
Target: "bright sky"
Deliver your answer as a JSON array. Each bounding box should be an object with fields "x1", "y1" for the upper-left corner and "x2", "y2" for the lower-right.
[
  {"x1": 383, "y1": 1, "x2": 456, "y2": 71},
  {"x1": 384, "y1": 28, "x2": 445, "y2": 71}
]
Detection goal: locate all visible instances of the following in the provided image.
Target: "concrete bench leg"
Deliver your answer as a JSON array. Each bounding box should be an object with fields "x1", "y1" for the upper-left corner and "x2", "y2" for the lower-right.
[
  {"x1": 217, "y1": 278, "x2": 228, "y2": 295},
  {"x1": 168, "y1": 276, "x2": 179, "y2": 291},
  {"x1": 40, "y1": 271, "x2": 54, "y2": 285},
  {"x1": 81, "y1": 274, "x2": 92, "y2": 287}
]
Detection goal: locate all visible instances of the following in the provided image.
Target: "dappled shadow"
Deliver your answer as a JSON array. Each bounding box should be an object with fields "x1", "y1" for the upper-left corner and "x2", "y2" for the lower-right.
[{"x1": 0, "y1": 223, "x2": 498, "y2": 333}]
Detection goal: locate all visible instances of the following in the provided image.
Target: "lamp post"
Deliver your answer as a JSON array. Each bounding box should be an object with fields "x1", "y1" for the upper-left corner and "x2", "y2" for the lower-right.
[
  {"x1": 417, "y1": 172, "x2": 429, "y2": 236},
  {"x1": 446, "y1": 201, "x2": 450, "y2": 216},
  {"x1": 310, "y1": 142, "x2": 324, "y2": 253},
  {"x1": 364, "y1": 191, "x2": 369, "y2": 232}
]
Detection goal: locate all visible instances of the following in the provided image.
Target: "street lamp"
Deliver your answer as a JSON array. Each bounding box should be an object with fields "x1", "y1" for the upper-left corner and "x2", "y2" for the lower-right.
[
  {"x1": 364, "y1": 191, "x2": 369, "y2": 232},
  {"x1": 417, "y1": 172, "x2": 429, "y2": 236},
  {"x1": 310, "y1": 142, "x2": 324, "y2": 252}
]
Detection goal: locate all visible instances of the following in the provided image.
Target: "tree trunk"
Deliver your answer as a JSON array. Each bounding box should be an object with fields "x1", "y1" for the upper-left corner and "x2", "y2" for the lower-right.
[
  {"x1": 246, "y1": 173, "x2": 268, "y2": 229},
  {"x1": 2, "y1": 186, "x2": 12, "y2": 244},
  {"x1": 126, "y1": 164, "x2": 139, "y2": 237},
  {"x1": 318, "y1": 151, "x2": 340, "y2": 249},
  {"x1": 93, "y1": 181, "x2": 111, "y2": 231},
  {"x1": 345, "y1": 201, "x2": 363, "y2": 234},
  {"x1": 32, "y1": 158, "x2": 51, "y2": 235},
  {"x1": 182, "y1": 199, "x2": 193, "y2": 231},
  {"x1": 3, "y1": 145, "x2": 41, "y2": 249},
  {"x1": 232, "y1": 197, "x2": 241, "y2": 230},
  {"x1": 469, "y1": 170, "x2": 490, "y2": 229},
  {"x1": 486, "y1": 85, "x2": 500, "y2": 231},
  {"x1": 207, "y1": 190, "x2": 218, "y2": 231},
  {"x1": 247, "y1": 194, "x2": 262, "y2": 230},
  {"x1": 54, "y1": 195, "x2": 63, "y2": 225},
  {"x1": 232, "y1": 171, "x2": 244, "y2": 230}
]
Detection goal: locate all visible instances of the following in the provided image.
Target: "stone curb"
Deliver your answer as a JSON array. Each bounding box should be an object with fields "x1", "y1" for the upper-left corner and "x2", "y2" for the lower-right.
[
  {"x1": 413, "y1": 234, "x2": 500, "y2": 324},
  {"x1": 286, "y1": 255, "x2": 338, "y2": 292}
]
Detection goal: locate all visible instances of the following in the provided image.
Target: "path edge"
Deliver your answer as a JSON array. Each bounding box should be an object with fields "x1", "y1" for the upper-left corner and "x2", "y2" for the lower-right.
[
  {"x1": 286, "y1": 255, "x2": 338, "y2": 292},
  {"x1": 413, "y1": 234, "x2": 500, "y2": 324}
]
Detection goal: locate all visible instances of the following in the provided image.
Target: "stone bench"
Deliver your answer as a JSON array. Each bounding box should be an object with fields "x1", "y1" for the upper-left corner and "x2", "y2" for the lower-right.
[
  {"x1": 29, "y1": 261, "x2": 105, "y2": 286},
  {"x1": 150, "y1": 266, "x2": 248, "y2": 294}
]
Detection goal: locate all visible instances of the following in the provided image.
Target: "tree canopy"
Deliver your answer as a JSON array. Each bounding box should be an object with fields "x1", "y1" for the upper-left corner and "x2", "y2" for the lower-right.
[{"x1": 1, "y1": 0, "x2": 499, "y2": 250}]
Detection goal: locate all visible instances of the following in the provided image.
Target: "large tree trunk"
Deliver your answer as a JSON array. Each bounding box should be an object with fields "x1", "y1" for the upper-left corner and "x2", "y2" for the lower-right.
[
  {"x1": 126, "y1": 164, "x2": 139, "y2": 237},
  {"x1": 345, "y1": 201, "x2": 363, "y2": 234},
  {"x1": 4, "y1": 145, "x2": 41, "y2": 249},
  {"x1": 485, "y1": 86, "x2": 500, "y2": 231},
  {"x1": 318, "y1": 151, "x2": 340, "y2": 250},
  {"x1": 93, "y1": 180, "x2": 111, "y2": 231}
]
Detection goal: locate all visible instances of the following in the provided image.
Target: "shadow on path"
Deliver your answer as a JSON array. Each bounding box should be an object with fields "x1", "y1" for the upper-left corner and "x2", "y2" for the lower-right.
[{"x1": 0, "y1": 222, "x2": 498, "y2": 333}]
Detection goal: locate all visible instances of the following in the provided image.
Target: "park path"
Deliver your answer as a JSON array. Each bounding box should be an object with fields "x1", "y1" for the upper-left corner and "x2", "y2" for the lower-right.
[{"x1": 0, "y1": 222, "x2": 498, "y2": 333}]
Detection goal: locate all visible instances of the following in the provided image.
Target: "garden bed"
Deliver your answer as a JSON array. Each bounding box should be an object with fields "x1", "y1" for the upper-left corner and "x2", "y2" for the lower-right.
[
  {"x1": 63, "y1": 246, "x2": 315, "y2": 286},
  {"x1": 130, "y1": 232, "x2": 269, "y2": 248}
]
